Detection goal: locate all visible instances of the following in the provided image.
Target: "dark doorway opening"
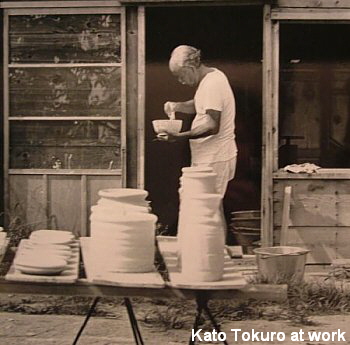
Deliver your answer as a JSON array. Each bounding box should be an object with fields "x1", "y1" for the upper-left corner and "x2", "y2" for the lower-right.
[{"x1": 145, "y1": 6, "x2": 263, "y2": 236}]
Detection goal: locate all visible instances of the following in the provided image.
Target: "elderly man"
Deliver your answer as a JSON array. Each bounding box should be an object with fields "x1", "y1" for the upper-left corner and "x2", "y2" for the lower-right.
[{"x1": 159, "y1": 45, "x2": 237, "y2": 197}]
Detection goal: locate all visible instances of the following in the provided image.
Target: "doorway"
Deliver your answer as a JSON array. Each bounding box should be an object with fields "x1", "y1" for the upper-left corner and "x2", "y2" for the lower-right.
[{"x1": 145, "y1": 6, "x2": 263, "y2": 236}]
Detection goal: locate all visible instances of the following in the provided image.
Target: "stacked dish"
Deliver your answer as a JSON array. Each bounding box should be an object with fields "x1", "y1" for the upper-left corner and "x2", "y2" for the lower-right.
[
  {"x1": 90, "y1": 188, "x2": 158, "y2": 273},
  {"x1": 14, "y1": 230, "x2": 75, "y2": 275},
  {"x1": 229, "y1": 210, "x2": 261, "y2": 254},
  {"x1": 177, "y1": 167, "x2": 225, "y2": 282}
]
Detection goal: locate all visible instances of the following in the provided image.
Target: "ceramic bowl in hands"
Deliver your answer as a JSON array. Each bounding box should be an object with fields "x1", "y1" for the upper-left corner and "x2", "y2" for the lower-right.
[{"x1": 152, "y1": 119, "x2": 183, "y2": 135}]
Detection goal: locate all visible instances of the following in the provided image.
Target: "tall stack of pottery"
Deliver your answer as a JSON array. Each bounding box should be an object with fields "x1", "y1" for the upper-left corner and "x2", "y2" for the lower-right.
[
  {"x1": 178, "y1": 167, "x2": 225, "y2": 282},
  {"x1": 90, "y1": 188, "x2": 157, "y2": 273}
]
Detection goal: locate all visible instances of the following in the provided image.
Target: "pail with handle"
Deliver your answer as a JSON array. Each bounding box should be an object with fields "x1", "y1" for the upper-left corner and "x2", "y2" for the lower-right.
[{"x1": 253, "y1": 246, "x2": 309, "y2": 284}]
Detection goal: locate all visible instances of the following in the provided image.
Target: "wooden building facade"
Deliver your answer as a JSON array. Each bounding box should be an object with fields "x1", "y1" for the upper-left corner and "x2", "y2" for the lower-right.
[
  {"x1": 2, "y1": 0, "x2": 350, "y2": 264},
  {"x1": 263, "y1": 1, "x2": 350, "y2": 264},
  {"x1": 0, "y1": 2, "x2": 142, "y2": 236}
]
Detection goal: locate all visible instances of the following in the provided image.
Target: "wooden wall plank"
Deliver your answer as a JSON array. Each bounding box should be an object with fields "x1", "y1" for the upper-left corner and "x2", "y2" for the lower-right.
[
  {"x1": 8, "y1": 175, "x2": 46, "y2": 231},
  {"x1": 80, "y1": 175, "x2": 88, "y2": 237},
  {"x1": 42, "y1": 174, "x2": 49, "y2": 228},
  {"x1": 3, "y1": 11, "x2": 10, "y2": 227},
  {"x1": 274, "y1": 179, "x2": 350, "y2": 227},
  {"x1": 5, "y1": 7, "x2": 122, "y2": 14},
  {"x1": 335, "y1": 229, "x2": 350, "y2": 259},
  {"x1": 120, "y1": 0, "x2": 264, "y2": 3},
  {"x1": 9, "y1": 14, "x2": 121, "y2": 64},
  {"x1": 280, "y1": 185, "x2": 291, "y2": 245},
  {"x1": 262, "y1": 4, "x2": 274, "y2": 246},
  {"x1": 125, "y1": 6, "x2": 139, "y2": 188},
  {"x1": 272, "y1": 8, "x2": 350, "y2": 20},
  {"x1": 121, "y1": 7, "x2": 127, "y2": 187},
  {"x1": 274, "y1": 179, "x2": 338, "y2": 226},
  {"x1": 87, "y1": 175, "x2": 121, "y2": 236},
  {"x1": 274, "y1": 170, "x2": 350, "y2": 179},
  {"x1": 272, "y1": 21, "x2": 279, "y2": 172},
  {"x1": 276, "y1": 227, "x2": 336, "y2": 264},
  {"x1": 137, "y1": 6, "x2": 145, "y2": 189},
  {"x1": 9, "y1": 68, "x2": 121, "y2": 118},
  {"x1": 334, "y1": 181, "x2": 350, "y2": 226},
  {"x1": 8, "y1": 174, "x2": 121, "y2": 237},
  {"x1": 88, "y1": 176, "x2": 122, "y2": 208},
  {"x1": 48, "y1": 176, "x2": 81, "y2": 233},
  {"x1": 1, "y1": 1, "x2": 121, "y2": 9},
  {"x1": 275, "y1": 226, "x2": 350, "y2": 264},
  {"x1": 9, "y1": 169, "x2": 122, "y2": 176},
  {"x1": 276, "y1": 0, "x2": 350, "y2": 8}
]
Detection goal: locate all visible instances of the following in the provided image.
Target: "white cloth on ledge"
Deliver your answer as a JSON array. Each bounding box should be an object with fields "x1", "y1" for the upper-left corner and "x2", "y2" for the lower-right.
[{"x1": 283, "y1": 163, "x2": 321, "y2": 174}]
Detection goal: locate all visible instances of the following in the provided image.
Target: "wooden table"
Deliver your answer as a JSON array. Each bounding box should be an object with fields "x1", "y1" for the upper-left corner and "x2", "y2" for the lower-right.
[
  {"x1": 0, "y1": 238, "x2": 287, "y2": 345},
  {"x1": 0, "y1": 278, "x2": 287, "y2": 345}
]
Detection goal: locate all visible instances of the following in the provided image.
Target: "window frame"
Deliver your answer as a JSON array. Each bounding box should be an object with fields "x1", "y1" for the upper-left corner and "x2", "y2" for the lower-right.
[{"x1": 3, "y1": 6, "x2": 126, "y2": 176}]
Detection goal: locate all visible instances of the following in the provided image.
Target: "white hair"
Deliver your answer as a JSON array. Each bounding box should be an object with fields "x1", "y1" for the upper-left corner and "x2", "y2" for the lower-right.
[{"x1": 169, "y1": 45, "x2": 201, "y2": 68}]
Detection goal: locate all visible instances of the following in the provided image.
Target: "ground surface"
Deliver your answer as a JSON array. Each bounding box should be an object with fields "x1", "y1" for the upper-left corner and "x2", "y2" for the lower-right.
[
  {"x1": 1, "y1": 311, "x2": 350, "y2": 344},
  {"x1": 0, "y1": 312, "x2": 350, "y2": 345},
  {"x1": 2, "y1": 248, "x2": 350, "y2": 344}
]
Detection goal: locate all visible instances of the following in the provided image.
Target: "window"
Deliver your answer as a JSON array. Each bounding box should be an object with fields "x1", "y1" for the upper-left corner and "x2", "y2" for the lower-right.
[
  {"x1": 5, "y1": 10, "x2": 123, "y2": 170},
  {"x1": 279, "y1": 24, "x2": 350, "y2": 168}
]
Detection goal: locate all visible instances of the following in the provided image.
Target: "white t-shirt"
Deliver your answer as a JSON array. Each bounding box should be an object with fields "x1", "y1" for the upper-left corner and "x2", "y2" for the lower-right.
[{"x1": 190, "y1": 68, "x2": 237, "y2": 164}]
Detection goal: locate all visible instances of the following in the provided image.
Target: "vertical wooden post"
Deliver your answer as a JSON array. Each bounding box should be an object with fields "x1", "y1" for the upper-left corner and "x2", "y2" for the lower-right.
[
  {"x1": 280, "y1": 185, "x2": 291, "y2": 246},
  {"x1": 261, "y1": 4, "x2": 274, "y2": 247},
  {"x1": 272, "y1": 21, "x2": 279, "y2": 172},
  {"x1": 125, "y1": 6, "x2": 141, "y2": 189},
  {"x1": 80, "y1": 175, "x2": 88, "y2": 237},
  {"x1": 0, "y1": 10, "x2": 4, "y2": 226},
  {"x1": 137, "y1": 6, "x2": 145, "y2": 190},
  {"x1": 121, "y1": 7, "x2": 127, "y2": 188},
  {"x1": 3, "y1": 10, "x2": 9, "y2": 227},
  {"x1": 42, "y1": 174, "x2": 50, "y2": 228}
]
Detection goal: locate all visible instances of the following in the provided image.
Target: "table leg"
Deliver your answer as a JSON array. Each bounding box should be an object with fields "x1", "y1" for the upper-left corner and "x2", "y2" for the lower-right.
[
  {"x1": 203, "y1": 304, "x2": 229, "y2": 345},
  {"x1": 72, "y1": 297, "x2": 100, "y2": 345},
  {"x1": 188, "y1": 301, "x2": 203, "y2": 345},
  {"x1": 124, "y1": 297, "x2": 145, "y2": 345},
  {"x1": 189, "y1": 293, "x2": 229, "y2": 345}
]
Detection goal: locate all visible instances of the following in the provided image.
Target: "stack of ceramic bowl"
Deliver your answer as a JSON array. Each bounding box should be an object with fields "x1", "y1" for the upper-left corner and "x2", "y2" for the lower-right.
[
  {"x1": 14, "y1": 230, "x2": 75, "y2": 275},
  {"x1": 90, "y1": 188, "x2": 150, "y2": 238},
  {"x1": 230, "y1": 210, "x2": 261, "y2": 254},
  {"x1": 177, "y1": 167, "x2": 225, "y2": 282},
  {"x1": 178, "y1": 166, "x2": 215, "y2": 198},
  {"x1": 178, "y1": 166, "x2": 216, "y2": 245},
  {"x1": 90, "y1": 188, "x2": 157, "y2": 273}
]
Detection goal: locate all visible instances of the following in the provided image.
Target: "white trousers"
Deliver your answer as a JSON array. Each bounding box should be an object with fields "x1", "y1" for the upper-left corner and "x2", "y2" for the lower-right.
[{"x1": 192, "y1": 156, "x2": 237, "y2": 197}]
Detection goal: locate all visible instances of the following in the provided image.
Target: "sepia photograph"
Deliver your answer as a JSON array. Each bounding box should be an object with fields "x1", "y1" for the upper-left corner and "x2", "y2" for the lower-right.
[{"x1": 1, "y1": 0, "x2": 350, "y2": 344}]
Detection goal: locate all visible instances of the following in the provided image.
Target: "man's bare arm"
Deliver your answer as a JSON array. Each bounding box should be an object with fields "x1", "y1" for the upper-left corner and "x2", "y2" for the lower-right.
[{"x1": 161, "y1": 109, "x2": 221, "y2": 141}]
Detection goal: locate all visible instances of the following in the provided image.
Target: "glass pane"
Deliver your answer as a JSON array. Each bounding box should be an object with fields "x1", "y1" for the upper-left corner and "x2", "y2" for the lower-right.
[
  {"x1": 9, "y1": 67, "x2": 121, "y2": 117},
  {"x1": 10, "y1": 120, "x2": 121, "y2": 169},
  {"x1": 279, "y1": 24, "x2": 350, "y2": 168},
  {"x1": 10, "y1": 14, "x2": 121, "y2": 63}
]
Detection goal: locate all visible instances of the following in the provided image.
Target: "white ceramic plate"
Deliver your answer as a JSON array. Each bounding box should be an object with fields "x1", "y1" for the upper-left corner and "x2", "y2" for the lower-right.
[
  {"x1": 18, "y1": 249, "x2": 71, "y2": 261},
  {"x1": 29, "y1": 237, "x2": 74, "y2": 246},
  {"x1": 16, "y1": 265, "x2": 65, "y2": 276},
  {"x1": 24, "y1": 242, "x2": 72, "y2": 252},
  {"x1": 14, "y1": 256, "x2": 67, "y2": 270},
  {"x1": 31, "y1": 230, "x2": 74, "y2": 238},
  {"x1": 30, "y1": 230, "x2": 74, "y2": 243}
]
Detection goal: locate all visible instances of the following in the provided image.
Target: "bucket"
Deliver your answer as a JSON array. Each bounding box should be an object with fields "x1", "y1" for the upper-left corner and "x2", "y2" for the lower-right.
[{"x1": 253, "y1": 246, "x2": 309, "y2": 284}]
